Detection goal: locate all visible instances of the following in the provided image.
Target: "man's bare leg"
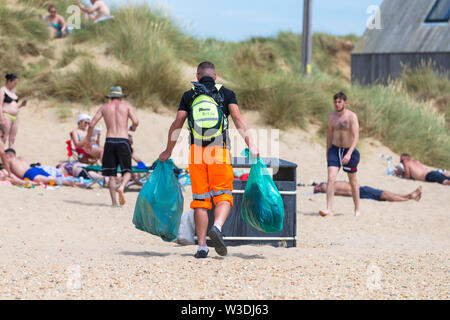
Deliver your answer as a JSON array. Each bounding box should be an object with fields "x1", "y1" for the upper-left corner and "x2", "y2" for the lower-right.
[
  {"x1": 347, "y1": 172, "x2": 360, "y2": 216},
  {"x1": 320, "y1": 166, "x2": 339, "y2": 217},
  {"x1": 117, "y1": 172, "x2": 132, "y2": 206},
  {"x1": 108, "y1": 176, "x2": 118, "y2": 207},
  {"x1": 381, "y1": 186, "x2": 422, "y2": 202},
  {"x1": 194, "y1": 208, "x2": 209, "y2": 247},
  {"x1": 213, "y1": 201, "x2": 231, "y2": 229}
]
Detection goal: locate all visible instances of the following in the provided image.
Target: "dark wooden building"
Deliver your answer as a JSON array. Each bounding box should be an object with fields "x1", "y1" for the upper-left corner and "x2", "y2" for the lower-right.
[{"x1": 352, "y1": 0, "x2": 450, "y2": 85}]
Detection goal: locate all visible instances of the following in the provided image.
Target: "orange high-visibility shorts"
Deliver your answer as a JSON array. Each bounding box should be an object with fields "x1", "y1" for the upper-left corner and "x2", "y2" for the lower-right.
[{"x1": 189, "y1": 144, "x2": 234, "y2": 210}]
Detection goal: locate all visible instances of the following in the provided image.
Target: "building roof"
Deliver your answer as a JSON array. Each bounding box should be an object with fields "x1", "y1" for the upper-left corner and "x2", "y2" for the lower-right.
[{"x1": 353, "y1": 0, "x2": 450, "y2": 54}]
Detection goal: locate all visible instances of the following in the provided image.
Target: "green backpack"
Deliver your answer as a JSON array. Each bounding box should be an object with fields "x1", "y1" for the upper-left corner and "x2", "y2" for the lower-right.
[{"x1": 187, "y1": 82, "x2": 228, "y2": 145}]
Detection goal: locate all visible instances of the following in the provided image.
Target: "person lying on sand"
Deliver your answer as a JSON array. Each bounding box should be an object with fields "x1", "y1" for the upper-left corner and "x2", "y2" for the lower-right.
[
  {"x1": 0, "y1": 165, "x2": 40, "y2": 187},
  {"x1": 4, "y1": 149, "x2": 84, "y2": 187},
  {"x1": 395, "y1": 154, "x2": 449, "y2": 186},
  {"x1": 314, "y1": 181, "x2": 422, "y2": 204}
]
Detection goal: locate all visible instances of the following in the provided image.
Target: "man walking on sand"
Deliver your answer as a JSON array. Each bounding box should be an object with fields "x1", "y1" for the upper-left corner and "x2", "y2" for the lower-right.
[
  {"x1": 320, "y1": 91, "x2": 361, "y2": 217},
  {"x1": 159, "y1": 61, "x2": 259, "y2": 259},
  {"x1": 86, "y1": 86, "x2": 139, "y2": 207}
]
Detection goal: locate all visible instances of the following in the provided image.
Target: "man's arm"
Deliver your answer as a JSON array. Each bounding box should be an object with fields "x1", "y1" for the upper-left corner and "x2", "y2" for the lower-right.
[
  {"x1": 403, "y1": 162, "x2": 412, "y2": 179},
  {"x1": 229, "y1": 104, "x2": 259, "y2": 158},
  {"x1": 78, "y1": 2, "x2": 98, "y2": 14},
  {"x1": 86, "y1": 106, "x2": 103, "y2": 147},
  {"x1": 0, "y1": 88, "x2": 4, "y2": 126},
  {"x1": 326, "y1": 114, "x2": 333, "y2": 160},
  {"x1": 159, "y1": 111, "x2": 188, "y2": 162},
  {"x1": 0, "y1": 150, "x2": 11, "y2": 176},
  {"x1": 343, "y1": 113, "x2": 359, "y2": 165},
  {"x1": 128, "y1": 104, "x2": 139, "y2": 131}
]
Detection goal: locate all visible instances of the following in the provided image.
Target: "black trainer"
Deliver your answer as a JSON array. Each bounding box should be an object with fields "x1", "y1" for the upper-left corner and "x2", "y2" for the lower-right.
[
  {"x1": 194, "y1": 250, "x2": 209, "y2": 259},
  {"x1": 208, "y1": 226, "x2": 227, "y2": 256}
]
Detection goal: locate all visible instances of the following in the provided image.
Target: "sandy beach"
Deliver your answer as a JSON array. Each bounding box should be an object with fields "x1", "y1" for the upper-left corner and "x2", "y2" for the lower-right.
[{"x1": 0, "y1": 103, "x2": 449, "y2": 300}]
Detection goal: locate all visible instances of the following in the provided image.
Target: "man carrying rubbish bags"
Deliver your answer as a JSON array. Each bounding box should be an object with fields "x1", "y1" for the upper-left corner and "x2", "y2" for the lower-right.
[{"x1": 159, "y1": 61, "x2": 259, "y2": 259}]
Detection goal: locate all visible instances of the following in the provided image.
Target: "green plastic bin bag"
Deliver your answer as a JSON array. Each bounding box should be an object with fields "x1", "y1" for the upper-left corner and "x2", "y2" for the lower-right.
[
  {"x1": 241, "y1": 149, "x2": 285, "y2": 233},
  {"x1": 132, "y1": 159, "x2": 184, "y2": 242}
]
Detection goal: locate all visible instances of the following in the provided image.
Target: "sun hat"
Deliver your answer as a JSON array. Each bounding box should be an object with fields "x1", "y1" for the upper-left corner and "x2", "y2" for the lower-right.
[
  {"x1": 78, "y1": 114, "x2": 91, "y2": 123},
  {"x1": 105, "y1": 86, "x2": 126, "y2": 98}
]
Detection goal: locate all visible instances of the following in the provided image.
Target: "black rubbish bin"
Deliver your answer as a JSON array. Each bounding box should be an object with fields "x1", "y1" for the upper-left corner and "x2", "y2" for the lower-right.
[{"x1": 206, "y1": 157, "x2": 298, "y2": 248}]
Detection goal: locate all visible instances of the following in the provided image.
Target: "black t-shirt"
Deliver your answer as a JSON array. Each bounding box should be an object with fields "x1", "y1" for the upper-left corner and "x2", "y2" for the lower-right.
[{"x1": 178, "y1": 76, "x2": 238, "y2": 147}]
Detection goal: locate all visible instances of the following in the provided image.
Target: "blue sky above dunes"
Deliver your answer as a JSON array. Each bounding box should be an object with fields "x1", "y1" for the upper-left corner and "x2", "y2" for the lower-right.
[{"x1": 107, "y1": 0, "x2": 384, "y2": 41}]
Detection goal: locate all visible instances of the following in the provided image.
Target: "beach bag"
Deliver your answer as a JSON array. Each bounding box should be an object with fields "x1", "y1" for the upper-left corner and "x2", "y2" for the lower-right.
[
  {"x1": 241, "y1": 150, "x2": 285, "y2": 233},
  {"x1": 132, "y1": 159, "x2": 184, "y2": 242},
  {"x1": 187, "y1": 82, "x2": 228, "y2": 145}
]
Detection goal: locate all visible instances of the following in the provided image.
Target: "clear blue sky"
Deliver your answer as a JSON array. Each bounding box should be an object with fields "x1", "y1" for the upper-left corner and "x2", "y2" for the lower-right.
[{"x1": 107, "y1": 0, "x2": 384, "y2": 41}]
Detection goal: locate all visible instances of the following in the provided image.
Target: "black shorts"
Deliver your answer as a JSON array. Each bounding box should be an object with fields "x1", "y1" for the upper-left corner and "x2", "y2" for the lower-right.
[
  {"x1": 425, "y1": 171, "x2": 448, "y2": 184},
  {"x1": 327, "y1": 145, "x2": 360, "y2": 173},
  {"x1": 102, "y1": 138, "x2": 132, "y2": 177}
]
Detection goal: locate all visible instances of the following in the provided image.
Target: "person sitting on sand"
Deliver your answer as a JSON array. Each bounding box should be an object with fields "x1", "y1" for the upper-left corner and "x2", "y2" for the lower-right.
[
  {"x1": 44, "y1": 4, "x2": 69, "y2": 38},
  {"x1": 314, "y1": 181, "x2": 422, "y2": 202},
  {"x1": 4, "y1": 149, "x2": 83, "y2": 187},
  {"x1": 395, "y1": 154, "x2": 449, "y2": 186},
  {"x1": 126, "y1": 133, "x2": 147, "y2": 187},
  {"x1": 0, "y1": 74, "x2": 28, "y2": 149},
  {"x1": 71, "y1": 114, "x2": 103, "y2": 164},
  {"x1": 77, "y1": 0, "x2": 111, "y2": 22}
]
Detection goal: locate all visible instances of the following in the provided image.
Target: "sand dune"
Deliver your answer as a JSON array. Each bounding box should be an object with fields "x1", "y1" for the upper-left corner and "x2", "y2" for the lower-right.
[{"x1": 0, "y1": 102, "x2": 448, "y2": 300}]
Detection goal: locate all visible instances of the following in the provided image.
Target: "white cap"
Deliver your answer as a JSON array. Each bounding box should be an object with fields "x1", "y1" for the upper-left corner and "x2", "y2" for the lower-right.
[{"x1": 78, "y1": 114, "x2": 91, "y2": 123}]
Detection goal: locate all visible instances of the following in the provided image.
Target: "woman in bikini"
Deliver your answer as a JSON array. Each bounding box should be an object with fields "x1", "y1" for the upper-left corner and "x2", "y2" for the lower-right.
[
  {"x1": 44, "y1": 4, "x2": 69, "y2": 38},
  {"x1": 71, "y1": 114, "x2": 103, "y2": 164},
  {"x1": 0, "y1": 74, "x2": 27, "y2": 149}
]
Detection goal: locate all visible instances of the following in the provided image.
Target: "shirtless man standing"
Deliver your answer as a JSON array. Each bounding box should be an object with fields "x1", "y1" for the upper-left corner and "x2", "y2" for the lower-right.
[
  {"x1": 397, "y1": 154, "x2": 449, "y2": 185},
  {"x1": 320, "y1": 91, "x2": 361, "y2": 217},
  {"x1": 86, "y1": 86, "x2": 139, "y2": 207},
  {"x1": 77, "y1": 0, "x2": 111, "y2": 22}
]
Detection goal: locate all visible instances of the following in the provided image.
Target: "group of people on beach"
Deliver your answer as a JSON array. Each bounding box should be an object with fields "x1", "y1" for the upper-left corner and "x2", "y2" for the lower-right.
[{"x1": 1, "y1": 57, "x2": 448, "y2": 258}]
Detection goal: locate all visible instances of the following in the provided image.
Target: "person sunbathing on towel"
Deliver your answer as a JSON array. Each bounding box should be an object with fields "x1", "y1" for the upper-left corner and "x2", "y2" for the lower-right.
[
  {"x1": 314, "y1": 181, "x2": 422, "y2": 202},
  {"x1": 4, "y1": 149, "x2": 83, "y2": 187},
  {"x1": 395, "y1": 154, "x2": 449, "y2": 186}
]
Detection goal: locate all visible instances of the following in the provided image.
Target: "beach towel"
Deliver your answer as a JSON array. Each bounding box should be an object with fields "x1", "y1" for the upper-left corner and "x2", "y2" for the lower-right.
[
  {"x1": 132, "y1": 159, "x2": 184, "y2": 242},
  {"x1": 240, "y1": 149, "x2": 284, "y2": 233}
]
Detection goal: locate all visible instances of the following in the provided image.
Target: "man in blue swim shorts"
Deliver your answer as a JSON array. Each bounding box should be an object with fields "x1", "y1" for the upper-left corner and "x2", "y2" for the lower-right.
[
  {"x1": 320, "y1": 92, "x2": 362, "y2": 217},
  {"x1": 314, "y1": 181, "x2": 422, "y2": 202},
  {"x1": 4, "y1": 149, "x2": 78, "y2": 187},
  {"x1": 396, "y1": 154, "x2": 450, "y2": 186}
]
